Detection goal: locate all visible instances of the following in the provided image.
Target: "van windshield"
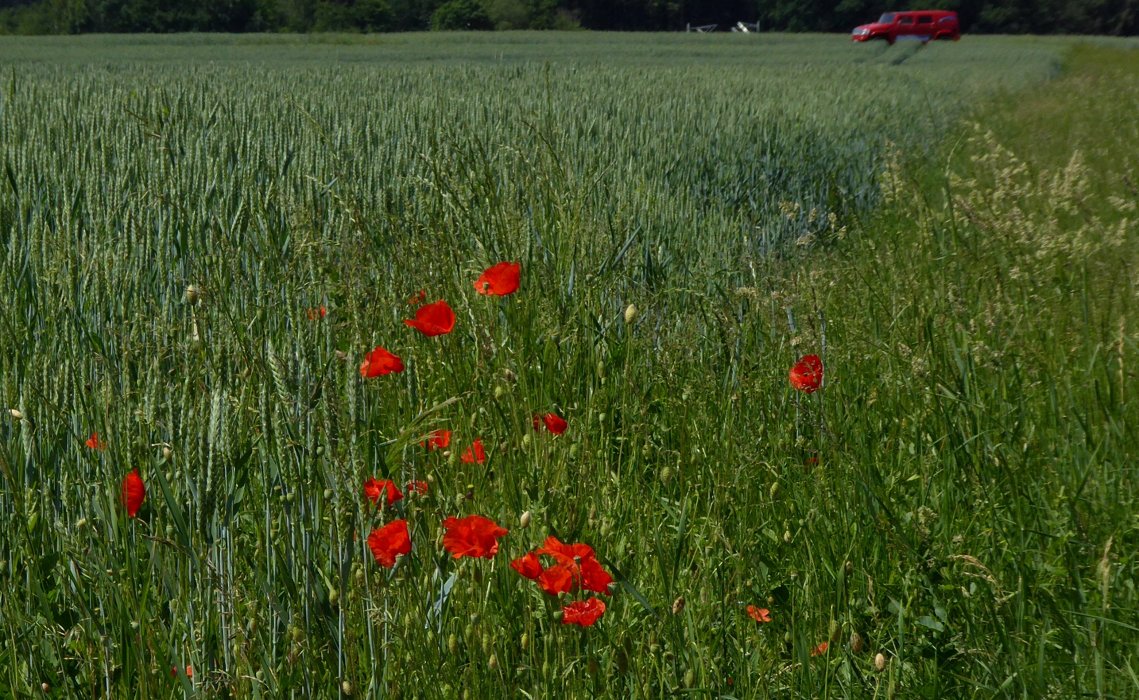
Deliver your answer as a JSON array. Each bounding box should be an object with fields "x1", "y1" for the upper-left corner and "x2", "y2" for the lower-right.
[{"x1": 878, "y1": 13, "x2": 896, "y2": 23}]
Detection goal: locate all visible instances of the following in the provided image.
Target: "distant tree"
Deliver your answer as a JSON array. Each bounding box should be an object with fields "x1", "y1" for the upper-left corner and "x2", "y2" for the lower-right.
[
  {"x1": 314, "y1": 0, "x2": 392, "y2": 30},
  {"x1": 430, "y1": 0, "x2": 491, "y2": 28}
]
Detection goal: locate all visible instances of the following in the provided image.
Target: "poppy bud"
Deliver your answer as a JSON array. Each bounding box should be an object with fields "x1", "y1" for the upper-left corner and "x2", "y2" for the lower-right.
[
  {"x1": 683, "y1": 669, "x2": 696, "y2": 688},
  {"x1": 520, "y1": 511, "x2": 531, "y2": 528},
  {"x1": 184, "y1": 284, "x2": 203, "y2": 305},
  {"x1": 874, "y1": 652, "x2": 887, "y2": 672},
  {"x1": 624, "y1": 303, "x2": 638, "y2": 324},
  {"x1": 596, "y1": 361, "x2": 606, "y2": 379},
  {"x1": 328, "y1": 587, "x2": 339, "y2": 606},
  {"x1": 487, "y1": 653, "x2": 498, "y2": 670},
  {"x1": 162, "y1": 446, "x2": 173, "y2": 461},
  {"x1": 75, "y1": 517, "x2": 88, "y2": 530},
  {"x1": 783, "y1": 530, "x2": 792, "y2": 544},
  {"x1": 42, "y1": 683, "x2": 49, "y2": 692},
  {"x1": 672, "y1": 596, "x2": 686, "y2": 615},
  {"x1": 850, "y1": 632, "x2": 864, "y2": 654},
  {"x1": 447, "y1": 634, "x2": 459, "y2": 654},
  {"x1": 769, "y1": 482, "x2": 780, "y2": 499},
  {"x1": 341, "y1": 680, "x2": 353, "y2": 696},
  {"x1": 502, "y1": 368, "x2": 517, "y2": 383},
  {"x1": 659, "y1": 467, "x2": 673, "y2": 485},
  {"x1": 27, "y1": 511, "x2": 39, "y2": 532},
  {"x1": 520, "y1": 633, "x2": 529, "y2": 650},
  {"x1": 8, "y1": 408, "x2": 24, "y2": 420},
  {"x1": 493, "y1": 386, "x2": 505, "y2": 399}
]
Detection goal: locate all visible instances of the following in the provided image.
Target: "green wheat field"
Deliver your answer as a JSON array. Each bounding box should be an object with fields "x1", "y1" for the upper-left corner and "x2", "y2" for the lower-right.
[{"x1": 1, "y1": 32, "x2": 1137, "y2": 698}]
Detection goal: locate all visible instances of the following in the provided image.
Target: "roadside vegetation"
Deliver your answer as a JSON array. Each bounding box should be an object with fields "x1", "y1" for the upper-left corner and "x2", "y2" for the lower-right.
[{"x1": 0, "y1": 33, "x2": 1135, "y2": 697}]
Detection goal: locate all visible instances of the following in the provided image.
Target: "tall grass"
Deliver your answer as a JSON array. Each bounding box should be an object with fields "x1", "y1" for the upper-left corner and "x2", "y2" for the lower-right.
[{"x1": 0, "y1": 33, "x2": 1134, "y2": 697}]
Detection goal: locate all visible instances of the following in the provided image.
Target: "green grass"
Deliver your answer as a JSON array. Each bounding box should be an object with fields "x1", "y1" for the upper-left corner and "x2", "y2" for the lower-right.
[{"x1": 0, "y1": 32, "x2": 1136, "y2": 698}]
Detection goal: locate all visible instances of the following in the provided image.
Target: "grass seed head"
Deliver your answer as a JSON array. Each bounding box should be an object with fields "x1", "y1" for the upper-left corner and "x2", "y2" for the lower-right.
[{"x1": 624, "y1": 303, "x2": 638, "y2": 324}]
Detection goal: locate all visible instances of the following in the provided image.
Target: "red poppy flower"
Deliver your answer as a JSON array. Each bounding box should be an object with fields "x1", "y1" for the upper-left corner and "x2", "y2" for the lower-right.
[
  {"x1": 360, "y1": 346, "x2": 404, "y2": 378},
  {"x1": 408, "y1": 289, "x2": 427, "y2": 306},
  {"x1": 534, "y1": 536, "x2": 613, "y2": 595},
  {"x1": 170, "y1": 665, "x2": 192, "y2": 678},
  {"x1": 533, "y1": 413, "x2": 568, "y2": 435},
  {"x1": 422, "y1": 429, "x2": 451, "y2": 451},
  {"x1": 85, "y1": 432, "x2": 105, "y2": 450},
  {"x1": 789, "y1": 354, "x2": 824, "y2": 393},
  {"x1": 538, "y1": 536, "x2": 596, "y2": 563},
  {"x1": 474, "y1": 261, "x2": 521, "y2": 296},
  {"x1": 363, "y1": 477, "x2": 403, "y2": 507},
  {"x1": 404, "y1": 300, "x2": 456, "y2": 337},
  {"x1": 121, "y1": 469, "x2": 145, "y2": 518},
  {"x1": 406, "y1": 480, "x2": 429, "y2": 496},
  {"x1": 746, "y1": 605, "x2": 772, "y2": 623},
  {"x1": 367, "y1": 519, "x2": 411, "y2": 568},
  {"x1": 441, "y1": 515, "x2": 508, "y2": 559},
  {"x1": 810, "y1": 641, "x2": 829, "y2": 657},
  {"x1": 461, "y1": 439, "x2": 486, "y2": 464},
  {"x1": 510, "y1": 552, "x2": 544, "y2": 580},
  {"x1": 306, "y1": 306, "x2": 327, "y2": 320},
  {"x1": 561, "y1": 597, "x2": 606, "y2": 627}
]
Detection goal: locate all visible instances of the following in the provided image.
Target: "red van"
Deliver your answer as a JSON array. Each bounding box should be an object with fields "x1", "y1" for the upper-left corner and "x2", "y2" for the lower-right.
[{"x1": 852, "y1": 10, "x2": 960, "y2": 44}]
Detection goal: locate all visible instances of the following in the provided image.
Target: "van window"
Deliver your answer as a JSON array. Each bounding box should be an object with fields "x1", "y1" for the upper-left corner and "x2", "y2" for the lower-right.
[
  {"x1": 938, "y1": 16, "x2": 954, "y2": 24},
  {"x1": 917, "y1": 15, "x2": 933, "y2": 24},
  {"x1": 878, "y1": 13, "x2": 896, "y2": 23},
  {"x1": 899, "y1": 16, "x2": 914, "y2": 25}
]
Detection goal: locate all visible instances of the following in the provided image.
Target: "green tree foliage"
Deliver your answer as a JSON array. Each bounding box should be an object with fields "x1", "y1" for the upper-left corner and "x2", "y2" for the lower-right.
[
  {"x1": 430, "y1": 0, "x2": 492, "y2": 29},
  {"x1": 0, "y1": 0, "x2": 1135, "y2": 35}
]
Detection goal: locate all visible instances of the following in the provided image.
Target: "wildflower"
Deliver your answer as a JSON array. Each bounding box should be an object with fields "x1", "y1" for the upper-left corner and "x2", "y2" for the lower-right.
[
  {"x1": 441, "y1": 515, "x2": 508, "y2": 559},
  {"x1": 461, "y1": 439, "x2": 486, "y2": 464},
  {"x1": 422, "y1": 429, "x2": 451, "y2": 451},
  {"x1": 407, "y1": 289, "x2": 427, "y2": 306},
  {"x1": 789, "y1": 354, "x2": 824, "y2": 393},
  {"x1": 404, "y1": 300, "x2": 456, "y2": 337},
  {"x1": 306, "y1": 306, "x2": 328, "y2": 320},
  {"x1": 359, "y1": 346, "x2": 404, "y2": 378},
  {"x1": 535, "y1": 536, "x2": 613, "y2": 595},
  {"x1": 510, "y1": 552, "x2": 543, "y2": 580},
  {"x1": 811, "y1": 641, "x2": 829, "y2": 657},
  {"x1": 367, "y1": 519, "x2": 411, "y2": 568},
  {"x1": 746, "y1": 605, "x2": 772, "y2": 623},
  {"x1": 533, "y1": 413, "x2": 568, "y2": 436},
  {"x1": 405, "y1": 480, "x2": 429, "y2": 496},
  {"x1": 363, "y1": 478, "x2": 403, "y2": 507},
  {"x1": 85, "y1": 432, "x2": 106, "y2": 450},
  {"x1": 561, "y1": 598, "x2": 606, "y2": 627},
  {"x1": 121, "y1": 470, "x2": 145, "y2": 518},
  {"x1": 624, "y1": 303, "x2": 638, "y2": 324},
  {"x1": 474, "y1": 261, "x2": 521, "y2": 296}
]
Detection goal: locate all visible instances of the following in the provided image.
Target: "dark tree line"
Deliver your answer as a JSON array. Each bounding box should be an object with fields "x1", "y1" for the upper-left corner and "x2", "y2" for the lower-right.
[{"x1": 1, "y1": 0, "x2": 1136, "y2": 35}]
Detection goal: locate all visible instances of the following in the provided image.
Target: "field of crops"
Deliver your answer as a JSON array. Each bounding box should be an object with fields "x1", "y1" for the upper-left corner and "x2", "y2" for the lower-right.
[{"x1": 1, "y1": 32, "x2": 1136, "y2": 698}]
